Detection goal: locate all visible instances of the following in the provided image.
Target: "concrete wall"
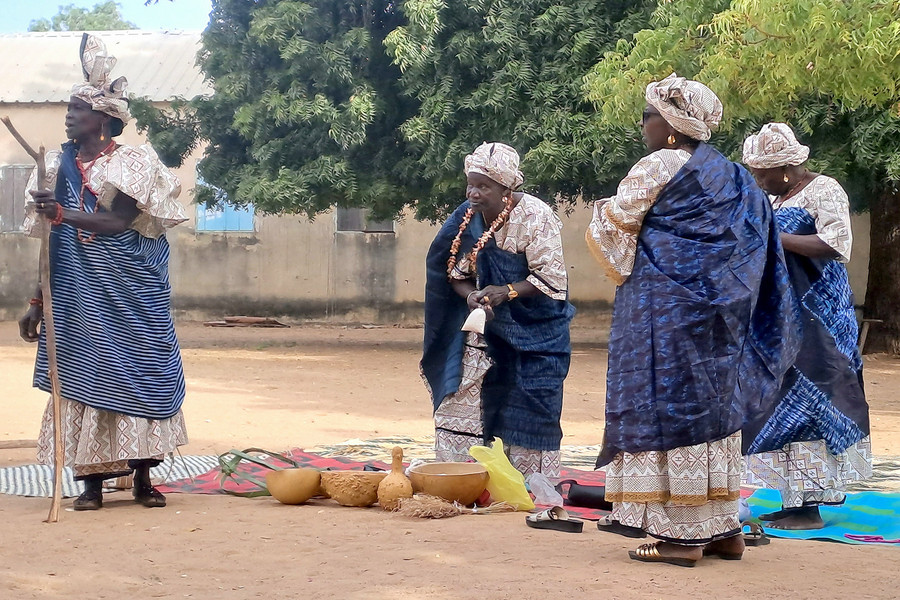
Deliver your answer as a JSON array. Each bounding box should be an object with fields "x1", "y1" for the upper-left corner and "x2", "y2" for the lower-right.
[{"x1": 0, "y1": 103, "x2": 872, "y2": 324}]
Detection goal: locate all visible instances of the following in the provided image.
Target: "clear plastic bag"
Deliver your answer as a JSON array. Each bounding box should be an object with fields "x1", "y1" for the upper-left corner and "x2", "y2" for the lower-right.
[
  {"x1": 468, "y1": 437, "x2": 535, "y2": 511},
  {"x1": 526, "y1": 473, "x2": 563, "y2": 506}
]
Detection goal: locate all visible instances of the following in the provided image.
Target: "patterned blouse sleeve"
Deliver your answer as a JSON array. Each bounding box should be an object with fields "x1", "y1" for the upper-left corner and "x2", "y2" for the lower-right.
[
  {"x1": 21, "y1": 150, "x2": 61, "y2": 238},
  {"x1": 95, "y1": 144, "x2": 187, "y2": 239},
  {"x1": 522, "y1": 202, "x2": 567, "y2": 300},
  {"x1": 585, "y1": 149, "x2": 689, "y2": 285},
  {"x1": 811, "y1": 177, "x2": 853, "y2": 262}
]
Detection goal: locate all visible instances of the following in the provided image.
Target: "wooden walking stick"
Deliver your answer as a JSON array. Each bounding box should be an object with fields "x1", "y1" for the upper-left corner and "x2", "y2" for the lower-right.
[{"x1": 2, "y1": 116, "x2": 65, "y2": 523}]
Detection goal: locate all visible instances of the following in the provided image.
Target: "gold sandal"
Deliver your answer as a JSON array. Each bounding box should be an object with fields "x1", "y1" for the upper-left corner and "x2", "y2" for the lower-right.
[{"x1": 628, "y1": 542, "x2": 699, "y2": 567}]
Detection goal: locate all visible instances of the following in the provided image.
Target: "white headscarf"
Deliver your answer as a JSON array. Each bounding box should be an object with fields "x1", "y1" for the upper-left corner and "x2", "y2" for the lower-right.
[
  {"x1": 70, "y1": 33, "x2": 131, "y2": 125},
  {"x1": 463, "y1": 142, "x2": 524, "y2": 190},
  {"x1": 742, "y1": 122, "x2": 810, "y2": 169},
  {"x1": 645, "y1": 73, "x2": 723, "y2": 142}
]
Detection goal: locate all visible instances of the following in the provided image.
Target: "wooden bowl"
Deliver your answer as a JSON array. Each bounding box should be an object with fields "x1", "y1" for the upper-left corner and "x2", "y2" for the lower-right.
[
  {"x1": 265, "y1": 468, "x2": 321, "y2": 505},
  {"x1": 319, "y1": 471, "x2": 388, "y2": 507},
  {"x1": 408, "y1": 462, "x2": 489, "y2": 506}
]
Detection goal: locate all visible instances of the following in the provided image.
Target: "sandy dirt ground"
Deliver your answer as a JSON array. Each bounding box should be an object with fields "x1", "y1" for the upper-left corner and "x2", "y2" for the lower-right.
[{"x1": 1, "y1": 320, "x2": 899, "y2": 600}]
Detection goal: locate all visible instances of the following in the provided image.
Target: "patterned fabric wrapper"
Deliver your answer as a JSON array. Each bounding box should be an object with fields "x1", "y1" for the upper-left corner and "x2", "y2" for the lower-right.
[
  {"x1": 422, "y1": 200, "x2": 575, "y2": 452},
  {"x1": 742, "y1": 122, "x2": 810, "y2": 169},
  {"x1": 607, "y1": 432, "x2": 742, "y2": 545},
  {"x1": 70, "y1": 33, "x2": 131, "y2": 124},
  {"x1": 597, "y1": 142, "x2": 800, "y2": 466},
  {"x1": 36, "y1": 396, "x2": 187, "y2": 479},
  {"x1": 464, "y1": 142, "x2": 525, "y2": 190},
  {"x1": 645, "y1": 73, "x2": 723, "y2": 142},
  {"x1": 31, "y1": 143, "x2": 187, "y2": 420},
  {"x1": 743, "y1": 206, "x2": 870, "y2": 459}
]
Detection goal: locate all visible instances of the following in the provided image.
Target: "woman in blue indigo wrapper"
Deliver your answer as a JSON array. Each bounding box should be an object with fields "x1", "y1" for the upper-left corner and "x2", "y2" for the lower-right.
[
  {"x1": 586, "y1": 74, "x2": 799, "y2": 566},
  {"x1": 741, "y1": 123, "x2": 871, "y2": 531},
  {"x1": 421, "y1": 142, "x2": 575, "y2": 480}
]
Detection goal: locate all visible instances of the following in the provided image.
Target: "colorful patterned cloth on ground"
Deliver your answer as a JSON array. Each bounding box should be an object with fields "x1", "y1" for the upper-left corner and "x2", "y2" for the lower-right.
[
  {"x1": 747, "y1": 488, "x2": 900, "y2": 545},
  {"x1": 0, "y1": 455, "x2": 217, "y2": 498}
]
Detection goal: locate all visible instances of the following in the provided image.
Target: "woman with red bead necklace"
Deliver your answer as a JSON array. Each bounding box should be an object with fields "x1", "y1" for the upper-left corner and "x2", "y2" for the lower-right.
[
  {"x1": 422, "y1": 142, "x2": 575, "y2": 480},
  {"x1": 18, "y1": 34, "x2": 188, "y2": 511}
]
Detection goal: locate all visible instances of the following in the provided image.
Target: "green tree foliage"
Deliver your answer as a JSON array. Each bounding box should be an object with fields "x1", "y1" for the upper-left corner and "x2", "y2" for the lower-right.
[
  {"x1": 187, "y1": 0, "x2": 428, "y2": 217},
  {"x1": 385, "y1": 0, "x2": 655, "y2": 220},
  {"x1": 29, "y1": 1, "x2": 137, "y2": 31},
  {"x1": 584, "y1": 0, "x2": 900, "y2": 351},
  {"x1": 129, "y1": 97, "x2": 200, "y2": 168}
]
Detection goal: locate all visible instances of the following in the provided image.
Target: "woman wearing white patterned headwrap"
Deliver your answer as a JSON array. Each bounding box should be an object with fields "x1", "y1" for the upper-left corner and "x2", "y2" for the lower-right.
[
  {"x1": 586, "y1": 75, "x2": 799, "y2": 565},
  {"x1": 742, "y1": 123, "x2": 871, "y2": 531},
  {"x1": 19, "y1": 34, "x2": 188, "y2": 511},
  {"x1": 422, "y1": 142, "x2": 575, "y2": 479}
]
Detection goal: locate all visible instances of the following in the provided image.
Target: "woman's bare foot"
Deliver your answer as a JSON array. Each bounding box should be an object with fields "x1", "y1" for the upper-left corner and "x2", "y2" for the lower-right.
[
  {"x1": 704, "y1": 534, "x2": 745, "y2": 559},
  {"x1": 768, "y1": 506, "x2": 824, "y2": 530},
  {"x1": 759, "y1": 508, "x2": 792, "y2": 521}
]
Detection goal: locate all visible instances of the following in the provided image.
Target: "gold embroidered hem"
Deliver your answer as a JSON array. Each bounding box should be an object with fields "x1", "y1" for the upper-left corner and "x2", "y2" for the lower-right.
[
  {"x1": 604, "y1": 432, "x2": 742, "y2": 505},
  {"x1": 36, "y1": 396, "x2": 188, "y2": 478},
  {"x1": 606, "y1": 432, "x2": 743, "y2": 543},
  {"x1": 604, "y1": 490, "x2": 741, "y2": 505},
  {"x1": 585, "y1": 227, "x2": 626, "y2": 286}
]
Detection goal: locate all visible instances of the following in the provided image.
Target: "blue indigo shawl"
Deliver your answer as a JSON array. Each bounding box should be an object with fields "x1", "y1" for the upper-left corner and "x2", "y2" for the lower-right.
[
  {"x1": 598, "y1": 143, "x2": 799, "y2": 466},
  {"x1": 422, "y1": 202, "x2": 576, "y2": 451},
  {"x1": 744, "y1": 207, "x2": 869, "y2": 455},
  {"x1": 33, "y1": 142, "x2": 186, "y2": 420}
]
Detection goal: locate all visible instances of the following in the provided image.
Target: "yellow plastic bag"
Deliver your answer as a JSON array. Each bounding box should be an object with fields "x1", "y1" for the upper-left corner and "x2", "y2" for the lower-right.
[{"x1": 468, "y1": 437, "x2": 535, "y2": 511}]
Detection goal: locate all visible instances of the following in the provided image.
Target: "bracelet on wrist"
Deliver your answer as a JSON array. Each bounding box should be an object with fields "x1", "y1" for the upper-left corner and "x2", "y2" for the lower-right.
[{"x1": 50, "y1": 203, "x2": 64, "y2": 226}]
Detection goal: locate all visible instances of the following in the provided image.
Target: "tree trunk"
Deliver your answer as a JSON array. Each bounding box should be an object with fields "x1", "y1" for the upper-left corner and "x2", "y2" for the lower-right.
[{"x1": 863, "y1": 186, "x2": 900, "y2": 354}]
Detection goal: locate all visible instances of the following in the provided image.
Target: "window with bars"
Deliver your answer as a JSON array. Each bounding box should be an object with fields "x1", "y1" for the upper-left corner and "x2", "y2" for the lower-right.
[
  {"x1": 194, "y1": 163, "x2": 255, "y2": 232},
  {"x1": 0, "y1": 164, "x2": 34, "y2": 233}
]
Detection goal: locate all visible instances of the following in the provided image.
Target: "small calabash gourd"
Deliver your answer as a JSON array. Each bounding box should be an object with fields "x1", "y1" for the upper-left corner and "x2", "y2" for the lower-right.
[{"x1": 377, "y1": 446, "x2": 414, "y2": 511}]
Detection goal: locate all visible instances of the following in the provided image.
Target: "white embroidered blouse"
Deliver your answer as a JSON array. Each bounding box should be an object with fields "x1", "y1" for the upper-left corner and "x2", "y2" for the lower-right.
[
  {"x1": 586, "y1": 149, "x2": 691, "y2": 285},
  {"x1": 772, "y1": 175, "x2": 852, "y2": 263},
  {"x1": 23, "y1": 143, "x2": 187, "y2": 239},
  {"x1": 449, "y1": 194, "x2": 568, "y2": 301}
]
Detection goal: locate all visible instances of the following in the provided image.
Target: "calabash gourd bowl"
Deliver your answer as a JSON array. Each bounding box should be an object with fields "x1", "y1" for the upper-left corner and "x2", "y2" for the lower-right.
[
  {"x1": 265, "y1": 468, "x2": 322, "y2": 505},
  {"x1": 319, "y1": 471, "x2": 388, "y2": 507},
  {"x1": 408, "y1": 462, "x2": 489, "y2": 506}
]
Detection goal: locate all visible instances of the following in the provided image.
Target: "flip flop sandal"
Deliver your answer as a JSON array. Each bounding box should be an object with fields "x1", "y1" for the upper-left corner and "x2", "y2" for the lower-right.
[
  {"x1": 628, "y1": 542, "x2": 698, "y2": 567},
  {"x1": 73, "y1": 489, "x2": 103, "y2": 511},
  {"x1": 742, "y1": 522, "x2": 770, "y2": 546},
  {"x1": 133, "y1": 485, "x2": 167, "y2": 508},
  {"x1": 596, "y1": 516, "x2": 647, "y2": 538},
  {"x1": 525, "y1": 506, "x2": 584, "y2": 533}
]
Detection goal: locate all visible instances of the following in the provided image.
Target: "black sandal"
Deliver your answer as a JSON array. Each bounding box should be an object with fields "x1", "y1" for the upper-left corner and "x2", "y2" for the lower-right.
[
  {"x1": 73, "y1": 488, "x2": 103, "y2": 511},
  {"x1": 742, "y1": 522, "x2": 770, "y2": 546},
  {"x1": 596, "y1": 516, "x2": 647, "y2": 538},
  {"x1": 133, "y1": 485, "x2": 167, "y2": 508}
]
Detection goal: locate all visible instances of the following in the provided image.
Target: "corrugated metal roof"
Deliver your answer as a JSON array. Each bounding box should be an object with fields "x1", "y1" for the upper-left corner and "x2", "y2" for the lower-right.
[{"x1": 0, "y1": 30, "x2": 212, "y2": 103}]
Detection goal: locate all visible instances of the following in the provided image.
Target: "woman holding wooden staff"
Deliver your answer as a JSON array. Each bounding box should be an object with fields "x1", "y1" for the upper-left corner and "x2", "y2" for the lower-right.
[{"x1": 18, "y1": 34, "x2": 188, "y2": 511}]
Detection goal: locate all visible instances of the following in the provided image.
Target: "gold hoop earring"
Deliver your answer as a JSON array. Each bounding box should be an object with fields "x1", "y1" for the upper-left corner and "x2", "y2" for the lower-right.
[
  {"x1": 100, "y1": 133, "x2": 106, "y2": 141},
  {"x1": 783, "y1": 174, "x2": 789, "y2": 183},
  {"x1": 667, "y1": 134, "x2": 676, "y2": 145}
]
